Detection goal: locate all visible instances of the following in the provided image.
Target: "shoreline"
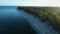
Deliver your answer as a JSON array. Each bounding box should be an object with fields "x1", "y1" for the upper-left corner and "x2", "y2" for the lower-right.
[{"x1": 17, "y1": 7, "x2": 60, "y2": 33}]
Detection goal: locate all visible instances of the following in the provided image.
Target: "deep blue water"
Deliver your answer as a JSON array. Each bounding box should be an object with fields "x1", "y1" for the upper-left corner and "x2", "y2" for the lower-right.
[
  {"x1": 0, "y1": 6, "x2": 36, "y2": 34},
  {"x1": 0, "y1": 6, "x2": 22, "y2": 34}
]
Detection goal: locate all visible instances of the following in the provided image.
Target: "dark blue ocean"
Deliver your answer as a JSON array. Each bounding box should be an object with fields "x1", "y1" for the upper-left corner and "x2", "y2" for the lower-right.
[
  {"x1": 0, "y1": 6, "x2": 24, "y2": 34},
  {"x1": 0, "y1": 6, "x2": 36, "y2": 34}
]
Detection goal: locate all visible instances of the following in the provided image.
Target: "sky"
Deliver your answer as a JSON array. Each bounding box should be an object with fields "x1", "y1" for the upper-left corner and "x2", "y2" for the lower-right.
[{"x1": 0, "y1": 0, "x2": 60, "y2": 6}]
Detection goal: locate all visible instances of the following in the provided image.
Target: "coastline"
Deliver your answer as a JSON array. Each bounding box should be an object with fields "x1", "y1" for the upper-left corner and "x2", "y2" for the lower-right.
[{"x1": 17, "y1": 7, "x2": 60, "y2": 33}]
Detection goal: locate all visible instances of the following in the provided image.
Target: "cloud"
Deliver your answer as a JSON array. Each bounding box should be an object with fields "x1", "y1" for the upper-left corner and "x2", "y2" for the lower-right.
[{"x1": 18, "y1": 0, "x2": 60, "y2": 6}]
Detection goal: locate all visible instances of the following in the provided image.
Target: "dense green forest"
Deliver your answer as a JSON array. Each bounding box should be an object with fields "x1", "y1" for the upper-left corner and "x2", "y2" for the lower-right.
[{"x1": 17, "y1": 7, "x2": 60, "y2": 32}]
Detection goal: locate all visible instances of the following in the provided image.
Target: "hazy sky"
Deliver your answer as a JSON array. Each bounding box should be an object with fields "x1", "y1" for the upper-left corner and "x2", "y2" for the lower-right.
[
  {"x1": 0, "y1": 0, "x2": 33, "y2": 6},
  {"x1": 0, "y1": 0, "x2": 60, "y2": 6}
]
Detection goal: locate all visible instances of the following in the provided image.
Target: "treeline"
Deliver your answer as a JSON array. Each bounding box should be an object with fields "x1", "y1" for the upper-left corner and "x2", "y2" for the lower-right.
[{"x1": 17, "y1": 7, "x2": 60, "y2": 32}]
